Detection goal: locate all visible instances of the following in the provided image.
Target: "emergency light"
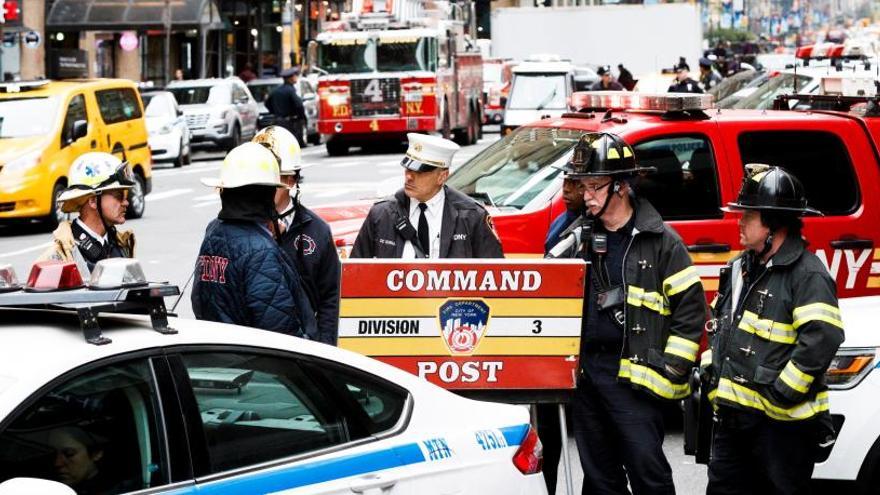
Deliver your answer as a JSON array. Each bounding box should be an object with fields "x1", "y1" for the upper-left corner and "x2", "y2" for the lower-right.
[
  {"x1": 569, "y1": 91, "x2": 714, "y2": 113},
  {"x1": 820, "y1": 75, "x2": 878, "y2": 97},
  {"x1": 796, "y1": 42, "x2": 869, "y2": 60},
  {"x1": 25, "y1": 260, "x2": 84, "y2": 292},
  {"x1": 89, "y1": 258, "x2": 148, "y2": 290},
  {"x1": 0, "y1": 263, "x2": 21, "y2": 292}
]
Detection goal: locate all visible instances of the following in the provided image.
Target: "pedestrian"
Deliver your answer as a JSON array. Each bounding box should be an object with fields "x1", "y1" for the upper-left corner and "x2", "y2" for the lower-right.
[
  {"x1": 38, "y1": 152, "x2": 136, "y2": 277},
  {"x1": 266, "y1": 67, "x2": 307, "y2": 148},
  {"x1": 351, "y1": 133, "x2": 503, "y2": 259},
  {"x1": 590, "y1": 65, "x2": 625, "y2": 91},
  {"x1": 538, "y1": 175, "x2": 587, "y2": 494},
  {"x1": 254, "y1": 125, "x2": 341, "y2": 346},
  {"x1": 192, "y1": 142, "x2": 317, "y2": 338},
  {"x1": 617, "y1": 64, "x2": 636, "y2": 91},
  {"x1": 698, "y1": 57, "x2": 723, "y2": 91},
  {"x1": 704, "y1": 164, "x2": 844, "y2": 495},
  {"x1": 667, "y1": 58, "x2": 703, "y2": 94},
  {"x1": 174, "y1": 68, "x2": 185, "y2": 81},
  {"x1": 562, "y1": 132, "x2": 706, "y2": 495},
  {"x1": 238, "y1": 63, "x2": 257, "y2": 83}
]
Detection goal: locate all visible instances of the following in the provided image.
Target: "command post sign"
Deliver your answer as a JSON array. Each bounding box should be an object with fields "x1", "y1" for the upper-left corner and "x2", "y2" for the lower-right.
[{"x1": 338, "y1": 259, "x2": 586, "y2": 390}]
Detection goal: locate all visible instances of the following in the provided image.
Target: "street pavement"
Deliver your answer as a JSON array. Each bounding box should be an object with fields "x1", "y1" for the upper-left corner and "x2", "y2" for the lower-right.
[{"x1": 0, "y1": 131, "x2": 708, "y2": 495}]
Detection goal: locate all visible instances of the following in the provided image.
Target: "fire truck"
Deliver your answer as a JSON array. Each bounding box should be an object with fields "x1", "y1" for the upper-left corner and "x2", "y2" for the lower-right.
[{"x1": 308, "y1": 0, "x2": 484, "y2": 156}]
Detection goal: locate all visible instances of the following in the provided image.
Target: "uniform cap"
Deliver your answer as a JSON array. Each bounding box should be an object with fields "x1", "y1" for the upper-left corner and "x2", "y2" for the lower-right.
[
  {"x1": 58, "y1": 152, "x2": 134, "y2": 213},
  {"x1": 201, "y1": 142, "x2": 286, "y2": 189},
  {"x1": 699, "y1": 57, "x2": 713, "y2": 67},
  {"x1": 400, "y1": 133, "x2": 460, "y2": 172},
  {"x1": 597, "y1": 65, "x2": 611, "y2": 76},
  {"x1": 280, "y1": 67, "x2": 300, "y2": 78},
  {"x1": 724, "y1": 164, "x2": 822, "y2": 216},
  {"x1": 557, "y1": 132, "x2": 655, "y2": 178}
]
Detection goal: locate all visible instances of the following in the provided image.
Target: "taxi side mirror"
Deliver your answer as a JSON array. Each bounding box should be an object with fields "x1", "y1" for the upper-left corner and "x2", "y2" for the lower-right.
[{"x1": 68, "y1": 120, "x2": 88, "y2": 145}]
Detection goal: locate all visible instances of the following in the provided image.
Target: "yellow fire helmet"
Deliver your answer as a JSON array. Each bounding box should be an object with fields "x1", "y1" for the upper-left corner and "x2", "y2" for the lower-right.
[
  {"x1": 201, "y1": 142, "x2": 286, "y2": 189},
  {"x1": 57, "y1": 152, "x2": 134, "y2": 213},
  {"x1": 252, "y1": 126, "x2": 311, "y2": 175}
]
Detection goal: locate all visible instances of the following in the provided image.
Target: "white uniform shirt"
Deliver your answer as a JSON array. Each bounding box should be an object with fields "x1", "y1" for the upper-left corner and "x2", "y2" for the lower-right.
[
  {"x1": 74, "y1": 218, "x2": 108, "y2": 245},
  {"x1": 401, "y1": 189, "x2": 445, "y2": 259}
]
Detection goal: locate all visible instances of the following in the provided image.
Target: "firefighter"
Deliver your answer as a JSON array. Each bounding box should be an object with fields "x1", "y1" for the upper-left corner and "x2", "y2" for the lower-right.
[
  {"x1": 266, "y1": 67, "x2": 307, "y2": 148},
  {"x1": 351, "y1": 133, "x2": 503, "y2": 259},
  {"x1": 192, "y1": 142, "x2": 316, "y2": 338},
  {"x1": 667, "y1": 58, "x2": 703, "y2": 94},
  {"x1": 590, "y1": 65, "x2": 625, "y2": 91},
  {"x1": 39, "y1": 152, "x2": 136, "y2": 277},
  {"x1": 705, "y1": 164, "x2": 844, "y2": 495},
  {"x1": 562, "y1": 132, "x2": 705, "y2": 495},
  {"x1": 254, "y1": 126, "x2": 341, "y2": 346}
]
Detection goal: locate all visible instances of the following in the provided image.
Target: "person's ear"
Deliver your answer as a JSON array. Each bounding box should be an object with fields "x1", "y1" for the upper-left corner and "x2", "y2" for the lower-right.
[{"x1": 438, "y1": 169, "x2": 449, "y2": 184}]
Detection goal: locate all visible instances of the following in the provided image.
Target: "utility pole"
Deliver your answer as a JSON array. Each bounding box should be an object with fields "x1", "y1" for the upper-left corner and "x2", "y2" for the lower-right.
[{"x1": 165, "y1": 0, "x2": 172, "y2": 85}]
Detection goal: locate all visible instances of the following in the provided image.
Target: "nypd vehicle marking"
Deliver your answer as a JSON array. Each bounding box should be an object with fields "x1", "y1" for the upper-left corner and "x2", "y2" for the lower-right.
[{"x1": 475, "y1": 428, "x2": 509, "y2": 451}]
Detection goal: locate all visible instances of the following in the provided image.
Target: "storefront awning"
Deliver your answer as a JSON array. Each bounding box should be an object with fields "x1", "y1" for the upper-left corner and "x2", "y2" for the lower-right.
[{"x1": 47, "y1": 0, "x2": 224, "y2": 31}]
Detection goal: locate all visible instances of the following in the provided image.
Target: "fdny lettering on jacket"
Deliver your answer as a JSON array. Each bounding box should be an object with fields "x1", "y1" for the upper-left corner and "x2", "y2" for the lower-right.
[{"x1": 199, "y1": 255, "x2": 229, "y2": 284}]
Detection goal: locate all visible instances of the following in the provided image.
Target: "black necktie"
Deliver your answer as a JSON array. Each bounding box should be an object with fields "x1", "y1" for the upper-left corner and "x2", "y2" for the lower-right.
[{"x1": 417, "y1": 202, "x2": 429, "y2": 257}]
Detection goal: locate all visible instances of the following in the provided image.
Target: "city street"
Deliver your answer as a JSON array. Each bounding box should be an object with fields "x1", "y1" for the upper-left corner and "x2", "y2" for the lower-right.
[{"x1": 0, "y1": 133, "x2": 708, "y2": 495}]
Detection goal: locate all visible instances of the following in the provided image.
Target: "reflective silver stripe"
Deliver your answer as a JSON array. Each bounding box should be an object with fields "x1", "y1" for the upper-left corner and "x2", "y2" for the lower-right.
[
  {"x1": 663, "y1": 266, "x2": 701, "y2": 297},
  {"x1": 715, "y1": 378, "x2": 828, "y2": 421},
  {"x1": 664, "y1": 335, "x2": 699, "y2": 362},
  {"x1": 779, "y1": 360, "x2": 813, "y2": 394},
  {"x1": 738, "y1": 311, "x2": 796, "y2": 344},
  {"x1": 626, "y1": 286, "x2": 670, "y2": 316},
  {"x1": 792, "y1": 302, "x2": 844, "y2": 330},
  {"x1": 618, "y1": 359, "x2": 690, "y2": 400}
]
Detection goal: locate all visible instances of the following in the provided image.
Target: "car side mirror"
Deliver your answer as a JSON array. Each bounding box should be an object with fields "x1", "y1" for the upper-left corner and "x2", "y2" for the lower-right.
[
  {"x1": 68, "y1": 119, "x2": 88, "y2": 144},
  {"x1": 177, "y1": 108, "x2": 184, "y2": 117},
  {"x1": 0, "y1": 478, "x2": 77, "y2": 495}
]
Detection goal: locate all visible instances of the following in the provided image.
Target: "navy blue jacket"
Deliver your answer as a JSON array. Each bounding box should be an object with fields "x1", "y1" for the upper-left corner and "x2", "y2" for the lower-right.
[
  {"x1": 280, "y1": 204, "x2": 341, "y2": 345},
  {"x1": 192, "y1": 219, "x2": 317, "y2": 338},
  {"x1": 544, "y1": 209, "x2": 581, "y2": 255}
]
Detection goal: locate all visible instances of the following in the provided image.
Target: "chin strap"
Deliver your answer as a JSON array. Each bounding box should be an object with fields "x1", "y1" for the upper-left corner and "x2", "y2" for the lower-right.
[{"x1": 592, "y1": 180, "x2": 620, "y2": 221}]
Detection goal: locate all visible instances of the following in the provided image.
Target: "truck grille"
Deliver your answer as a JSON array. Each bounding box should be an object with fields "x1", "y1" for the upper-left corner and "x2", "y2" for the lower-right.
[
  {"x1": 186, "y1": 113, "x2": 209, "y2": 130},
  {"x1": 351, "y1": 78, "x2": 400, "y2": 118}
]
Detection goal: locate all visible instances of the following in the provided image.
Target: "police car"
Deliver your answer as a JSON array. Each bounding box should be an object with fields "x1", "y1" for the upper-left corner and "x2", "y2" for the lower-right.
[{"x1": 0, "y1": 260, "x2": 546, "y2": 495}]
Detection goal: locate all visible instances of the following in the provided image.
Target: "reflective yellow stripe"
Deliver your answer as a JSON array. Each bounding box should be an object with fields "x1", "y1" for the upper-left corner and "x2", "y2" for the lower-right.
[
  {"x1": 663, "y1": 266, "x2": 701, "y2": 297},
  {"x1": 710, "y1": 296, "x2": 718, "y2": 309},
  {"x1": 700, "y1": 349, "x2": 713, "y2": 368},
  {"x1": 626, "y1": 286, "x2": 671, "y2": 316},
  {"x1": 792, "y1": 302, "x2": 844, "y2": 330},
  {"x1": 664, "y1": 335, "x2": 700, "y2": 362},
  {"x1": 715, "y1": 378, "x2": 828, "y2": 421},
  {"x1": 738, "y1": 311, "x2": 796, "y2": 344},
  {"x1": 779, "y1": 361, "x2": 814, "y2": 394},
  {"x1": 618, "y1": 359, "x2": 690, "y2": 400}
]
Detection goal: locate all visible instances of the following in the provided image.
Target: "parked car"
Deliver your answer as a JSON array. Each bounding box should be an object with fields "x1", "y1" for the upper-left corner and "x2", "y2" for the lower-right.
[
  {"x1": 141, "y1": 91, "x2": 191, "y2": 167},
  {"x1": 247, "y1": 77, "x2": 321, "y2": 145},
  {"x1": 0, "y1": 260, "x2": 547, "y2": 495},
  {"x1": 0, "y1": 79, "x2": 153, "y2": 227},
  {"x1": 501, "y1": 57, "x2": 575, "y2": 135},
  {"x1": 166, "y1": 77, "x2": 258, "y2": 151}
]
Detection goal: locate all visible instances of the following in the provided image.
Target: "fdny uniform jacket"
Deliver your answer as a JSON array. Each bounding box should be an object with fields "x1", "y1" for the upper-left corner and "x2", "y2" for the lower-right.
[
  {"x1": 192, "y1": 219, "x2": 317, "y2": 339},
  {"x1": 615, "y1": 198, "x2": 707, "y2": 401},
  {"x1": 350, "y1": 186, "x2": 504, "y2": 259},
  {"x1": 39, "y1": 220, "x2": 135, "y2": 278},
  {"x1": 280, "y1": 204, "x2": 340, "y2": 346},
  {"x1": 706, "y1": 235, "x2": 844, "y2": 421}
]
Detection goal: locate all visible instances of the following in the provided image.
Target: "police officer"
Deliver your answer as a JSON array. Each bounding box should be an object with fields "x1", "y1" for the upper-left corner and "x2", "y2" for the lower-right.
[
  {"x1": 266, "y1": 67, "x2": 307, "y2": 148},
  {"x1": 254, "y1": 126, "x2": 341, "y2": 346},
  {"x1": 590, "y1": 65, "x2": 625, "y2": 91},
  {"x1": 698, "y1": 57, "x2": 723, "y2": 91},
  {"x1": 351, "y1": 133, "x2": 503, "y2": 259},
  {"x1": 563, "y1": 132, "x2": 705, "y2": 495},
  {"x1": 39, "y1": 152, "x2": 136, "y2": 277},
  {"x1": 668, "y1": 58, "x2": 703, "y2": 94},
  {"x1": 192, "y1": 142, "x2": 316, "y2": 338},
  {"x1": 705, "y1": 164, "x2": 844, "y2": 495}
]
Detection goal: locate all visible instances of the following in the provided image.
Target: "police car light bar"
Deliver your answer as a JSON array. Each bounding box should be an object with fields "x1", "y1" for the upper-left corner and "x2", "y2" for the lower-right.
[
  {"x1": 796, "y1": 42, "x2": 869, "y2": 60},
  {"x1": 89, "y1": 258, "x2": 149, "y2": 290},
  {"x1": 0, "y1": 264, "x2": 21, "y2": 292},
  {"x1": 569, "y1": 91, "x2": 714, "y2": 113},
  {"x1": 25, "y1": 260, "x2": 84, "y2": 292}
]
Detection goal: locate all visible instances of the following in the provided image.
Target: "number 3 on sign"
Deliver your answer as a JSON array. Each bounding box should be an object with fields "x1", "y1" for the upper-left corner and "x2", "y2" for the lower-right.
[{"x1": 532, "y1": 320, "x2": 542, "y2": 334}]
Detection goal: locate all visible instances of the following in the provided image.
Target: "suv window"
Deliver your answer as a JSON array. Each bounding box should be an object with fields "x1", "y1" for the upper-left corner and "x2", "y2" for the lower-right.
[
  {"x1": 737, "y1": 131, "x2": 859, "y2": 215},
  {"x1": 96, "y1": 88, "x2": 143, "y2": 124},
  {"x1": 633, "y1": 135, "x2": 722, "y2": 220},
  {"x1": 180, "y1": 352, "x2": 349, "y2": 473},
  {"x1": 61, "y1": 94, "x2": 87, "y2": 147},
  {"x1": 232, "y1": 85, "x2": 248, "y2": 104},
  {"x1": 0, "y1": 360, "x2": 168, "y2": 494}
]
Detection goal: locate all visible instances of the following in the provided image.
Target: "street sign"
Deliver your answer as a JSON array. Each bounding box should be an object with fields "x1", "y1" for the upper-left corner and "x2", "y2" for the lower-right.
[
  {"x1": 338, "y1": 259, "x2": 586, "y2": 392},
  {"x1": 23, "y1": 31, "x2": 40, "y2": 49}
]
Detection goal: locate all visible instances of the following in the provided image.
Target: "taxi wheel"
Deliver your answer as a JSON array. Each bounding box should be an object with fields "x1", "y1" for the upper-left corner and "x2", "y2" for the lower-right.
[
  {"x1": 41, "y1": 182, "x2": 65, "y2": 230},
  {"x1": 125, "y1": 173, "x2": 145, "y2": 219}
]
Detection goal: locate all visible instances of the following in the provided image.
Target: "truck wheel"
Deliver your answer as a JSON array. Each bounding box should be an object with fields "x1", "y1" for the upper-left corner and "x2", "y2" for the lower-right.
[
  {"x1": 224, "y1": 124, "x2": 241, "y2": 152},
  {"x1": 308, "y1": 132, "x2": 321, "y2": 145},
  {"x1": 125, "y1": 172, "x2": 146, "y2": 219},
  {"x1": 326, "y1": 139, "x2": 349, "y2": 157}
]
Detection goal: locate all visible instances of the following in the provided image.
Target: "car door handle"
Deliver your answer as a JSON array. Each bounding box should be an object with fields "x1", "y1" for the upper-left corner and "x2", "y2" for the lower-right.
[
  {"x1": 90, "y1": 140, "x2": 97, "y2": 149},
  {"x1": 687, "y1": 243, "x2": 731, "y2": 253},
  {"x1": 349, "y1": 474, "x2": 398, "y2": 493},
  {"x1": 830, "y1": 238, "x2": 874, "y2": 250}
]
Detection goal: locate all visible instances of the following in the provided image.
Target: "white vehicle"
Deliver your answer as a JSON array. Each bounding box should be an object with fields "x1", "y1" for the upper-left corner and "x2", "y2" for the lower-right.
[
  {"x1": 0, "y1": 261, "x2": 546, "y2": 495},
  {"x1": 142, "y1": 91, "x2": 192, "y2": 168},
  {"x1": 813, "y1": 295, "x2": 880, "y2": 493},
  {"x1": 166, "y1": 77, "x2": 259, "y2": 151},
  {"x1": 501, "y1": 57, "x2": 575, "y2": 134}
]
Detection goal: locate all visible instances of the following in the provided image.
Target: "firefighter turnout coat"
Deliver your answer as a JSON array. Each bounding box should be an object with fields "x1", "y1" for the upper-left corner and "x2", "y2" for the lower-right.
[
  {"x1": 706, "y1": 235, "x2": 845, "y2": 421},
  {"x1": 615, "y1": 198, "x2": 707, "y2": 400}
]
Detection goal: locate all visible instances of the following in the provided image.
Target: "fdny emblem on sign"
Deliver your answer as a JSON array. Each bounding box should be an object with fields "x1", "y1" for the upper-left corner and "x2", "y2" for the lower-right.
[{"x1": 438, "y1": 300, "x2": 490, "y2": 355}]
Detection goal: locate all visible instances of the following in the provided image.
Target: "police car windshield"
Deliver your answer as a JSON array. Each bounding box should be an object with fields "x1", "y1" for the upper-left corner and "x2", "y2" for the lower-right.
[
  {"x1": 0, "y1": 96, "x2": 60, "y2": 138},
  {"x1": 732, "y1": 73, "x2": 813, "y2": 110},
  {"x1": 448, "y1": 127, "x2": 583, "y2": 210},
  {"x1": 318, "y1": 37, "x2": 433, "y2": 74},
  {"x1": 508, "y1": 73, "x2": 568, "y2": 110}
]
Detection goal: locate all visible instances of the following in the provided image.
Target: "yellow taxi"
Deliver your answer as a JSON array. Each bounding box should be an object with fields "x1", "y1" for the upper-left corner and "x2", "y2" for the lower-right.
[{"x1": 0, "y1": 79, "x2": 152, "y2": 227}]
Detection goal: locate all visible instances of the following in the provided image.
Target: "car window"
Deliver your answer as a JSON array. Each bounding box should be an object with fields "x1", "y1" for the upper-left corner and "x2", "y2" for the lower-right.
[
  {"x1": 61, "y1": 94, "x2": 88, "y2": 147},
  {"x1": 248, "y1": 83, "x2": 279, "y2": 102},
  {"x1": 731, "y1": 73, "x2": 813, "y2": 110},
  {"x1": 508, "y1": 74, "x2": 568, "y2": 110},
  {"x1": 633, "y1": 135, "x2": 722, "y2": 220},
  {"x1": 737, "y1": 131, "x2": 859, "y2": 215},
  {"x1": 179, "y1": 352, "x2": 350, "y2": 474},
  {"x1": 96, "y1": 88, "x2": 143, "y2": 124},
  {"x1": 0, "y1": 360, "x2": 169, "y2": 494},
  {"x1": 232, "y1": 85, "x2": 248, "y2": 104},
  {"x1": 448, "y1": 127, "x2": 584, "y2": 210}
]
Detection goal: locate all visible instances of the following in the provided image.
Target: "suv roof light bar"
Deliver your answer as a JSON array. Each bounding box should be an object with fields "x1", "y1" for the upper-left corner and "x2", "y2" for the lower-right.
[
  {"x1": 569, "y1": 91, "x2": 714, "y2": 117},
  {"x1": 0, "y1": 79, "x2": 51, "y2": 94}
]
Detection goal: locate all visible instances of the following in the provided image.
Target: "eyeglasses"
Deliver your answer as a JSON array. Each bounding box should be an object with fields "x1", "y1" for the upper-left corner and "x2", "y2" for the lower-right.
[
  {"x1": 582, "y1": 180, "x2": 613, "y2": 194},
  {"x1": 104, "y1": 189, "x2": 128, "y2": 201}
]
